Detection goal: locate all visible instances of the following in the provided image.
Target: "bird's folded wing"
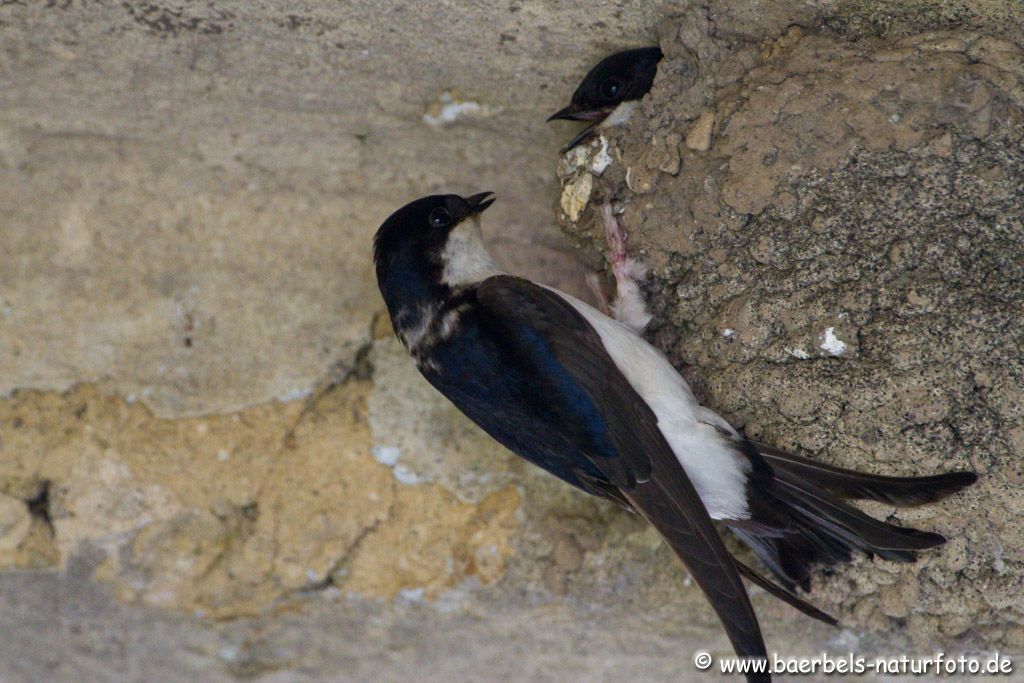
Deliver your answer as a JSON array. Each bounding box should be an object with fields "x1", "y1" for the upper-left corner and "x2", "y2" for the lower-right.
[
  {"x1": 475, "y1": 274, "x2": 652, "y2": 489},
  {"x1": 476, "y1": 275, "x2": 768, "y2": 675},
  {"x1": 624, "y1": 464, "x2": 768, "y2": 671}
]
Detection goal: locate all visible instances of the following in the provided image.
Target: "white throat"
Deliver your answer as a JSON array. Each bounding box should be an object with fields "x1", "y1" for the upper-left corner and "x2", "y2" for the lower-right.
[
  {"x1": 441, "y1": 216, "x2": 501, "y2": 287},
  {"x1": 600, "y1": 99, "x2": 640, "y2": 128}
]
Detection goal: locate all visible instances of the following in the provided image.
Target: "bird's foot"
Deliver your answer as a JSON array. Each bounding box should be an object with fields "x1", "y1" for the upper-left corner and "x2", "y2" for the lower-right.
[{"x1": 600, "y1": 201, "x2": 652, "y2": 333}]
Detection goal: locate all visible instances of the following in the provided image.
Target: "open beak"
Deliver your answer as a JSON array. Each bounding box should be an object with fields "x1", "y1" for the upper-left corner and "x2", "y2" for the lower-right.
[
  {"x1": 548, "y1": 104, "x2": 611, "y2": 153},
  {"x1": 546, "y1": 104, "x2": 610, "y2": 123},
  {"x1": 558, "y1": 124, "x2": 600, "y2": 154},
  {"x1": 465, "y1": 191, "x2": 496, "y2": 215}
]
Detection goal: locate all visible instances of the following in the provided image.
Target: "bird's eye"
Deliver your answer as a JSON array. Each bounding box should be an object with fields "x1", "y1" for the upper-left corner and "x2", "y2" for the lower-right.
[
  {"x1": 599, "y1": 77, "x2": 623, "y2": 100},
  {"x1": 429, "y1": 207, "x2": 452, "y2": 228}
]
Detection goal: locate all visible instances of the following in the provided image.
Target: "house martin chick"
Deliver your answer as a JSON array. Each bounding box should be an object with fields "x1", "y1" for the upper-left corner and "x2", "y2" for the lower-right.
[{"x1": 548, "y1": 46, "x2": 663, "y2": 152}]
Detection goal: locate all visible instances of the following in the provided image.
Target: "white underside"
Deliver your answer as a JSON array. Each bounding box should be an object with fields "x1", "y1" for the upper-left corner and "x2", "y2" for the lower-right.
[
  {"x1": 434, "y1": 218, "x2": 750, "y2": 520},
  {"x1": 547, "y1": 287, "x2": 752, "y2": 520}
]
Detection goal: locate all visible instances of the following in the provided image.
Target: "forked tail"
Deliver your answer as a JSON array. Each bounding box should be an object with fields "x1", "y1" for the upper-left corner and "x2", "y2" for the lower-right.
[{"x1": 733, "y1": 445, "x2": 977, "y2": 592}]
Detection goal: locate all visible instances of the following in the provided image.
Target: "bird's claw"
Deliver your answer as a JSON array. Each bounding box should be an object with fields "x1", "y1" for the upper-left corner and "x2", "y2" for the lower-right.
[{"x1": 599, "y1": 201, "x2": 652, "y2": 333}]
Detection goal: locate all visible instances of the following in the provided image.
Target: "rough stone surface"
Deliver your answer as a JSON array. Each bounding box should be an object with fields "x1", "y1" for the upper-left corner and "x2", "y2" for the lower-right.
[
  {"x1": 3, "y1": 0, "x2": 1024, "y2": 680},
  {"x1": 5, "y1": 566, "x2": 962, "y2": 683},
  {"x1": 560, "y1": 1, "x2": 1024, "y2": 654},
  {"x1": 1, "y1": 0, "x2": 661, "y2": 417},
  {"x1": 0, "y1": 378, "x2": 524, "y2": 616}
]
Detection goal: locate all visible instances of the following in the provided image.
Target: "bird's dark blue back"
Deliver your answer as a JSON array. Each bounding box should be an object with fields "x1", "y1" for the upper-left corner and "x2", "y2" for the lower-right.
[{"x1": 416, "y1": 304, "x2": 611, "y2": 494}]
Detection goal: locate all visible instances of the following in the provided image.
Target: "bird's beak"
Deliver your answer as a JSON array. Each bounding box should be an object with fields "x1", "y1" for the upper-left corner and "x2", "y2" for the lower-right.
[
  {"x1": 558, "y1": 125, "x2": 600, "y2": 153},
  {"x1": 547, "y1": 104, "x2": 611, "y2": 123},
  {"x1": 465, "y1": 191, "x2": 496, "y2": 215},
  {"x1": 548, "y1": 104, "x2": 613, "y2": 153}
]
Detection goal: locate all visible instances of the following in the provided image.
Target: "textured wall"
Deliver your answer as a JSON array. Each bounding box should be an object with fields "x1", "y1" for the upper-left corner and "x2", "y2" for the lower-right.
[
  {"x1": 2, "y1": 0, "x2": 1023, "y2": 681},
  {"x1": 560, "y1": 0, "x2": 1024, "y2": 655},
  {"x1": 2, "y1": 0, "x2": 671, "y2": 416}
]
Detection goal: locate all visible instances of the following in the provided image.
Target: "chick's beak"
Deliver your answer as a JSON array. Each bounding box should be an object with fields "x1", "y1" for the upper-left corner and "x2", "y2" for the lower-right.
[
  {"x1": 547, "y1": 104, "x2": 610, "y2": 123},
  {"x1": 465, "y1": 191, "x2": 496, "y2": 215}
]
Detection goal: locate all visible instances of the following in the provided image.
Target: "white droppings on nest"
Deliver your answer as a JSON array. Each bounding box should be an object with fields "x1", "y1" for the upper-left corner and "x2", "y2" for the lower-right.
[
  {"x1": 590, "y1": 136, "x2": 613, "y2": 175},
  {"x1": 787, "y1": 347, "x2": 811, "y2": 360},
  {"x1": 422, "y1": 91, "x2": 494, "y2": 127},
  {"x1": 558, "y1": 144, "x2": 591, "y2": 174},
  {"x1": 820, "y1": 326, "x2": 847, "y2": 356}
]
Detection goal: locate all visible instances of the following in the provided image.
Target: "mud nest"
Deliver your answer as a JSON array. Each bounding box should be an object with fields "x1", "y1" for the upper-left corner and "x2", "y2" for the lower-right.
[{"x1": 557, "y1": 6, "x2": 1024, "y2": 651}]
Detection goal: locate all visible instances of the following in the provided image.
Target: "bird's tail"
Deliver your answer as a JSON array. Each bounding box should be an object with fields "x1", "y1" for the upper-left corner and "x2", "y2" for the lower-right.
[
  {"x1": 756, "y1": 442, "x2": 979, "y2": 507},
  {"x1": 732, "y1": 445, "x2": 977, "y2": 592}
]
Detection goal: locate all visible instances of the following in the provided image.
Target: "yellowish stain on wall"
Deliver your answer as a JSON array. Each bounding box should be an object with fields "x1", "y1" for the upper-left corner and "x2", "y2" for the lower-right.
[{"x1": 0, "y1": 383, "x2": 521, "y2": 617}]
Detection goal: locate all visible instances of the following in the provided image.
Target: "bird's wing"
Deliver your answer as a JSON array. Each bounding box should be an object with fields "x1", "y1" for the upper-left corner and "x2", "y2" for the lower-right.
[
  {"x1": 623, "y1": 462, "x2": 769, "y2": 673},
  {"x1": 476, "y1": 275, "x2": 768, "y2": 675},
  {"x1": 475, "y1": 275, "x2": 653, "y2": 490}
]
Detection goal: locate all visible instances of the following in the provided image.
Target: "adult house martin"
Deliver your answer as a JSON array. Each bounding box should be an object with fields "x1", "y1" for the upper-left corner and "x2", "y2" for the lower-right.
[{"x1": 372, "y1": 192, "x2": 977, "y2": 682}]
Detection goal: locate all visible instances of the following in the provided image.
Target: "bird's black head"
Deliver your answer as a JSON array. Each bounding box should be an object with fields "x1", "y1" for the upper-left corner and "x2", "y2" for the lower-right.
[
  {"x1": 373, "y1": 192, "x2": 496, "y2": 312},
  {"x1": 548, "y1": 46, "x2": 663, "y2": 126}
]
